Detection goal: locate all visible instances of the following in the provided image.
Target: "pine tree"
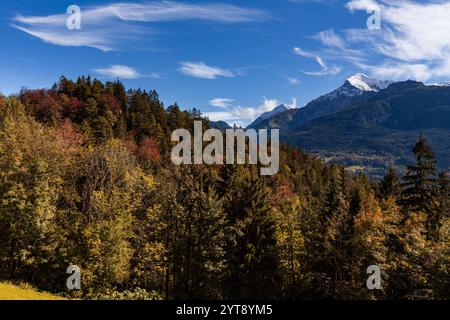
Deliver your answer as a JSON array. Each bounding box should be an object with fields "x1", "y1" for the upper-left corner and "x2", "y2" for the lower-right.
[
  {"x1": 401, "y1": 135, "x2": 440, "y2": 241},
  {"x1": 379, "y1": 167, "x2": 401, "y2": 199},
  {"x1": 152, "y1": 166, "x2": 226, "y2": 299},
  {"x1": 220, "y1": 166, "x2": 281, "y2": 299},
  {"x1": 239, "y1": 178, "x2": 280, "y2": 299},
  {"x1": 219, "y1": 165, "x2": 249, "y2": 299},
  {"x1": 307, "y1": 168, "x2": 355, "y2": 299}
]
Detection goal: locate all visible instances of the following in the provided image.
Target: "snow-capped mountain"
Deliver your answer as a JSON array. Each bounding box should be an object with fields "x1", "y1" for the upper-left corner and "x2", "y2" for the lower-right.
[
  {"x1": 347, "y1": 73, "x2": 392, "y2": 92},
  {"x1": 247, "y1": 104, "x2": 289, "y2": 128},
  {"x1": 432, "y1": 81, "x2": 450, "y2": 87},
  {"x1": 242, "y1": 78, "x2": 450, "y2": 177},
  {"x1": 324, "y1": 73, "x2": 393, "y2": 99},
  {"x1": 247, "y1": 73, "x2": 394, "y2": 131}
]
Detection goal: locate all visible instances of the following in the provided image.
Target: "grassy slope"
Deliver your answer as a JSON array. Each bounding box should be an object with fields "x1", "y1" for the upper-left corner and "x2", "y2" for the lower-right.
[{"x1": 0, "y1": 282, "x2": 66, "y2": 300}]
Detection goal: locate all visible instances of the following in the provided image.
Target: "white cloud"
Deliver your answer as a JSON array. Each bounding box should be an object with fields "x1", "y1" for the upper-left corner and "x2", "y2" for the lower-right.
[
  {"x1": 289, "y1": 0, "x2": 335, "y2": 4},
  {"x1": 209, "y1": 98, "x2": 234, "y2": 109},
  {"x1": 286, "y1": 98, "x2": 298, "y2": 109},
  {"x1": 293, "y1": 47, "x2": 316, "y2": 59},
  {"x1": 314, "y1": 29, "x2": 346, "y2": 50},
  {"x1": 312, "y1": 28, "x2": 366, "y2": 65},
  {"x1": 179, "y1": 61, "x2": 235, "y2": 79},
  {"x1": 287, "y1": 76, "x2": 300, "y2": 85},
  {"x1": 293, "y1": 47, "x2": 342, "y2": 76},
  {"x1": 93, "y1": 65, "x2": 144, "y2": 79},
  {"x1": 13, "y1": 23, "x2": 119, "y2": 51},
  {"x1": 303, "y1": 66, "x2": 342, "y2": 76},
  {"x1": 357, "y1": 62, "x2": 431, "y2": 82},
  {"x1": 105, "y1": 2, "x2": 270, "y2": 23},
  {"x1": 204, "y1": 97, "x2": 295, "y2": 127},
  {"x1": 343, "y1": 0, "x2": 450, "y2": 81},
  {"x1": 346, "y1": 0, "x2": 379, "y2": 11},
  {"x1": 12, "y1": 1, "x2": 269, "y2": 51}
]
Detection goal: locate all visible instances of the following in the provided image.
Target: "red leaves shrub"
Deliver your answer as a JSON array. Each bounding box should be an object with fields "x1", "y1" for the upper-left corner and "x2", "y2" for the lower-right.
[
  {"x1": 277, "y1": 185, "x2": 295, "y2": 199},
  {"x1": 20, "y1": 89, "x2": 62, "y2": 124},
  {"x1": 56, "y1": 118, "x2": 84, "y2": 150},
  {"x1": 138, "y1": 137, "x2": 160, "y2": 161}
]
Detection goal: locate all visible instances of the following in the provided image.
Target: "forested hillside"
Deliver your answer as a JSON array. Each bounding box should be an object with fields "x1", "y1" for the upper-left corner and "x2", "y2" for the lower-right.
[
  {"x1": 0, "y1": 77, "x2": 449, "y2": 300},
  {"x1": 251, "y1": 80, "x2": 450, "y2": 177}
]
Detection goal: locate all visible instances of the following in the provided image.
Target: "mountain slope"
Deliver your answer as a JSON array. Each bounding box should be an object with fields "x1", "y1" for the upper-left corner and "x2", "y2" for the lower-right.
[
  {"x1": 210, "y1": 120, "x2": 232, "y2": 131},
  {"x1": 247, "y1": 104, "x2": 288, "y2": 128},
  {"x1": 254, "y1": 74, "x2": 391, "y2": 131},
  {"x1": 283, "y1": 81, "x2": 450, "y2": 176}
]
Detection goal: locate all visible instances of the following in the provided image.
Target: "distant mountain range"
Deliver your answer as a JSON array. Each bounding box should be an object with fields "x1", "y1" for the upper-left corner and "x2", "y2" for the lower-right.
[
  {"x1": 250, "y1": 73, "x2": 395, "y2": 131},
  {"x1": 213, "y1": 74, "x2": 450, "y2": 177}
]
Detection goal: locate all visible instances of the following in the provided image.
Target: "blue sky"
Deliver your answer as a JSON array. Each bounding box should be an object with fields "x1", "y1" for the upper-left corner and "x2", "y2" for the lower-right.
[{"x1": 1, "y1": 0, "x2": 450, "y2": 126}]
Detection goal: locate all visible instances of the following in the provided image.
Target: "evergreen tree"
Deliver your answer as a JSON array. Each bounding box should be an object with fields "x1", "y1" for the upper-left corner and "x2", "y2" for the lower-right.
[
  {"x1": 220, "y1": 167, "x2": 281, "y2": 299},
  {"x1": 379, "y1": 167, "x2": 401, "y2": 199},
  {"x1": 152, "y1": 166, "x2": 226, "y2": 299},
  {"x1": 401, "y1": 135, "x2": 440, "y2": 241},
  {"x1": 239, "y1": 178, "x2": 280, "y2": 299}
]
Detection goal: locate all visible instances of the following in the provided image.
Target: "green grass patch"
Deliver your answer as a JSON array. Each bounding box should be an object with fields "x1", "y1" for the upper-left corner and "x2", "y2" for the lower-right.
[{"x1": 0, "y1": 282, "x2": 66, "y2": 300}]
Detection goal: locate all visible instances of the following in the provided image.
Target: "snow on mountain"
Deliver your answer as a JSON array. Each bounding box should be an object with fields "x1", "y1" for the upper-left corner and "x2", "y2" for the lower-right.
[
  {"x1": 431, "y1": 81, "x2": 450, "y2": 87},
  {"x1": 322, "y1": 73, "x2": 393, "y2": 99},
  {"x1": 246, "y1": 74, "x2": 394, "y2": 129},
  {"x1": 346, "y1": 73, "x2": 392, "y2": 92}
]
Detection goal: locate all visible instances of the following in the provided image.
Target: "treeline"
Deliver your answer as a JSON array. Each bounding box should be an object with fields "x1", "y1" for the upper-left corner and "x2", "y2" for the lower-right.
[{"x1": 0, "y1": 77, "x2": 449, "y2": 300}]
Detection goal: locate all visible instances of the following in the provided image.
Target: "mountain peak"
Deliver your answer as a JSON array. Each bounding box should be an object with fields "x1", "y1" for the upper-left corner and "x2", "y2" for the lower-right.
[
  {"x1": 272, "y1": 104, "x2": 288, "y2": 112},
  {"x1": 259, "y1": 104, "x2": 289, "y2": 120},
  {"x1": 346, "y1": 73, "x2": 392, "y2": 92},
  {"x1": 247, "y1": 104, "x2": 289, "y2": 128}
]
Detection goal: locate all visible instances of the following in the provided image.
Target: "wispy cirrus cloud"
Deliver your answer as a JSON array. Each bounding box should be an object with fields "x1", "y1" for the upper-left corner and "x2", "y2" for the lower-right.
[
  {"x1": 311, "y1": 28, "x2": 365, "y2": 64},
  {"x1": 209, "y1": 98, "x2": 235, "y2": 109},
  {"x1": 293, "y1": 47, "x2": 342, "y2": 76},
  {"x1": 346, "y1": 0, "x2": 379, "y2": 11},
  {"x1": 289, "y1": 0, "x2": 336, "y2": 4},
  {"x1": 341, "y1": 0, "x2": 450, "y2": 81},
  {"x1": 293, "y1": 1, "x2": 450, "y2": 82},
  {"x1": 314, "y1": 29, "x2": 346, "y2": 50},
  {"x1": 286, "y1": 76, "x2": 300, "y2": 85},
  {"x1": 179, "y1": 61, "x2": 235, "y2": 79},
  {"x1": 93, "y1": 65, "x2": 160, "y2": 79},
  {"x1": 12, "y1": 1, "x2": 269, "y2": 51}
]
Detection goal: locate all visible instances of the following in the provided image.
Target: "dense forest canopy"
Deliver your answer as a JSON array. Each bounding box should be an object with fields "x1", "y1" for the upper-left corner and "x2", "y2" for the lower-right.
[{"x1": 0, "y1": 76, "x2": 449, "y2": 300}]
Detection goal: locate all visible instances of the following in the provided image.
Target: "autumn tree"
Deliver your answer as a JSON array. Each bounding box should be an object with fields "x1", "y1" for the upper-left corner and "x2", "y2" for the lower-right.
[
  {"x1": 0, "y1": 98, "x2": 69, "y2": 286},
  {"x1": 55, "y1": 140, "x2": 154, "y2": 293},
  {"x1": 273, "y1": 192, "x2": 305, "y2": 299}
]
